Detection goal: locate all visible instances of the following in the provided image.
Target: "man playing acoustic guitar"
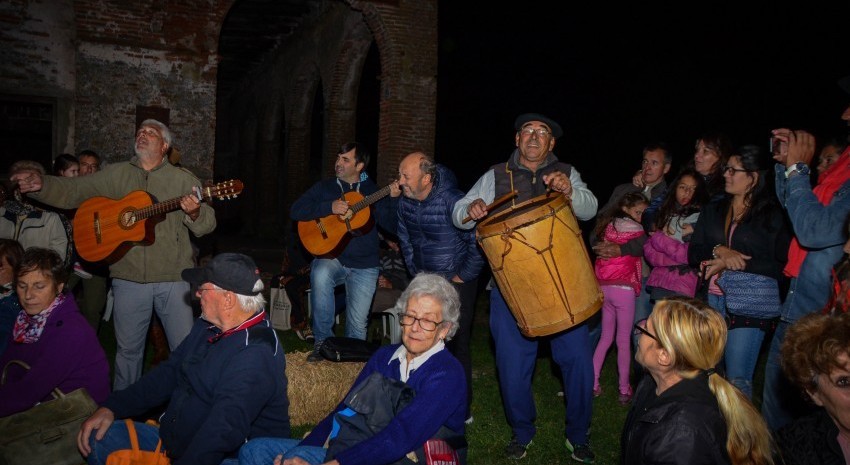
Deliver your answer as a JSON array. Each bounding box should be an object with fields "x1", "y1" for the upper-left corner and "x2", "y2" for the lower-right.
[
  {"x1": 11, "y1": 119, "x2": 216, "y2": 390},
  {"x1": 291, "y1": 142, "x2": 400, "y2": 362}
]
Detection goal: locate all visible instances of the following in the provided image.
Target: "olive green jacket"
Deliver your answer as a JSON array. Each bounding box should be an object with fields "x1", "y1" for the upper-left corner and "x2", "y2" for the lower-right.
[{"x1": 30, "y1": 157, "x2": 216, "y2": 282}]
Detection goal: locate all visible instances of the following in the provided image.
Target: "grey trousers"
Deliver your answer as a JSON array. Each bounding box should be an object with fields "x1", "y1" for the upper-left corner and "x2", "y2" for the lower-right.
[{"x1": 111, "y1": 279, "x2": 194, "y2": 390}]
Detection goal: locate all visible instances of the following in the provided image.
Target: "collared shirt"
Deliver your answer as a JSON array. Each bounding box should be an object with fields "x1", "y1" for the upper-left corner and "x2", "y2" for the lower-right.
[
  {"x1": 205, "y1": 310, "x2": 266, "y2": 344},
  {"x1": 389, "y1": 340, "x2": 446, "y2": 382},
  {"x1": 643, "y1": 180, "x2": 662, "y2": 200}
]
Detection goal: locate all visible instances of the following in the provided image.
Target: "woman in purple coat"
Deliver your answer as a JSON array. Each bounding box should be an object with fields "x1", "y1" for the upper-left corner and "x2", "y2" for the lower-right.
[{"x1": 0, "y1": 247, "x2": 110, "y2": 417}]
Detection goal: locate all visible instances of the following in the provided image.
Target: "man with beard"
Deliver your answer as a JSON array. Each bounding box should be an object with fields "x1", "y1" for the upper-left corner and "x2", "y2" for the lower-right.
[
  {"x1": 290, "y1": 142, "x2": 400, "y2": 361},
  {"x1": 12, "y1": 119, "x2": 216, "y2": 389}
]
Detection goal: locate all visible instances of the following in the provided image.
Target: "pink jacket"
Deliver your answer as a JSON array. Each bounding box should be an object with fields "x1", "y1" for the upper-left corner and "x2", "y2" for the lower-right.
[
  {"x1": 643, "y1": 231, "x2": 698, "y2": 297},
  {"x1": 595, "y1": 218, "x2": 644, "y2": 295}
]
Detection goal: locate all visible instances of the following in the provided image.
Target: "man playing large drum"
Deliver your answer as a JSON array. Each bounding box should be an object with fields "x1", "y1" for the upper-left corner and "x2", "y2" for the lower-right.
[{"x1": 452, "y1": 113, "x2": 598, "y2": 462}]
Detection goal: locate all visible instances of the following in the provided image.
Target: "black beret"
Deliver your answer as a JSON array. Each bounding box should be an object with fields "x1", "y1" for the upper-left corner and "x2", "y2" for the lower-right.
[{"x1": 514, "y1": 113, "x2": 563, "y2": 138}]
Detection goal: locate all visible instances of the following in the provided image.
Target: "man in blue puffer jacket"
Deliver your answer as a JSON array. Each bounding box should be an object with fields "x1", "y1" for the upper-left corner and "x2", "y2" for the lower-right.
[{"x1": 397, "y1": 151, "x2": 485, "y2": 421}]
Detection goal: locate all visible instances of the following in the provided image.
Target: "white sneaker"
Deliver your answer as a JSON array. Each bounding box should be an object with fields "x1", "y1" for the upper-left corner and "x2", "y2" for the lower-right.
[{"x1": 74, "y1": 262, "x2": 93, "y2": 279}]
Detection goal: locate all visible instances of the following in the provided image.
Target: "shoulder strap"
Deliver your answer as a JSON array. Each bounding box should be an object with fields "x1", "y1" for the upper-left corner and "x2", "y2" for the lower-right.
[
  {"x1": 123, "y1": 419, "x2": 164, "y2": 454},
  {"x1": 124, "y1": 419, "x2": 141, "y2": 451}
]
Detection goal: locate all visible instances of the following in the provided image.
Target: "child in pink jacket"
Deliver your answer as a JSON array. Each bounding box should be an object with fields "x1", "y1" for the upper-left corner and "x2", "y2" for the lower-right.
[
  {"x1": 591, "y1": 192, "x2": 648, "y2": 404},
  {"x1": 643, "y1": 169, "x2": 708, "y2": 300}
]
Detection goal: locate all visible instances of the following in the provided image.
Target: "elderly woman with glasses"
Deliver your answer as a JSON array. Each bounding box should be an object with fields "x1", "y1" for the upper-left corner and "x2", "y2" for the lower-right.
[
  {"x1": 622, "y1": 297, "x2": 776, "y2": 465},
  {"x1": 239, "y1": 272, "x2": 467, "y2": 465},
  {"x1": 688, "y1": 144, "x2": 791, "y2": 398},
  {"x1": 776, "y1": 311, "x2": 850, "y2": 465}
]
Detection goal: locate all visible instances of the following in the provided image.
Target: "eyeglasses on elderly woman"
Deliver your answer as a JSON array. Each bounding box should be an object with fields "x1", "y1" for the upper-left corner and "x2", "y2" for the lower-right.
[{"x1": 399, "y1": 314, "x2": 443, "y2": 331}]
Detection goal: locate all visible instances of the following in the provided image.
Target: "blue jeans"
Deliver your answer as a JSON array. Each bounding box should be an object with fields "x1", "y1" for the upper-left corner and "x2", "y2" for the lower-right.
[
  {"x1": 761, "y1": 321, "x2": 809, "y2": 430},
  {"x1": 239, "y1": 438, "x2": 327, "y2": 465},
  {"x1": 724, "y1": 326, "x2": 765, "y2": 398},
  {"x1": 86, "y1": 420, "x2": 239, "y2": 465},
  {"x1": 309, "y1": 259, "x2": 379, "y2": 344},
  {"x1": 86, "y1": 420, "x2": 162, "y2": 465},
  {"x1": 707, "y1": 293, "x2": 726, "y2": 317}
]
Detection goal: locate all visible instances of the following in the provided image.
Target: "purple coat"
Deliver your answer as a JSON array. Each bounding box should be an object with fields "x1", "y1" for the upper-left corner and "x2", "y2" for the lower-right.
[
  {"x1": 0, "y1": 293, "x2": 110, "y2": 416},
  {"x1": 643, "y1": 231, "x2": 698, "y2": 297}
]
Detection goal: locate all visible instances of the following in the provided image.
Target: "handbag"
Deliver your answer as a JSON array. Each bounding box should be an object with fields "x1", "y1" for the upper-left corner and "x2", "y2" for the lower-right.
[
  {"x1": 717, "y1": 270, "x2": 781, "y2": 319},
  {"x1": 268, "y1": 279, "x2": 292, "y2": 330},
  {"x1": 105, "y1": 419, "x2": 170, "y2": 465},
  {"x1": 319, "y1": 336, "x2": 380, "y2": 362},
  {"x1": 0, "y1": 360, "x2": 98, "y2": 465}
]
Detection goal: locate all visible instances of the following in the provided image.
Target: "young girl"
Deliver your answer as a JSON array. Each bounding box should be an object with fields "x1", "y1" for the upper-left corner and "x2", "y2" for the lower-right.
[
  {"x1": 643, "y1": 169, "x2": 709, "y2": 300},
  {"x1": 592, "y1": 192, "x2": 648, "y2": 404},
  {"x1": 52, "y1": 153, "x2": 79, "y2": 177}
]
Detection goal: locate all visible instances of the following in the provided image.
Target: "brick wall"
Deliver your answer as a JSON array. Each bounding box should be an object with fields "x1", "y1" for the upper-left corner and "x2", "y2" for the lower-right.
[
  {"x1": 217, "y1": 0, "x2": 438, "y2": 238},
  {"x1": 72, "y1": 0, "x2": 233, "y2": 179}
]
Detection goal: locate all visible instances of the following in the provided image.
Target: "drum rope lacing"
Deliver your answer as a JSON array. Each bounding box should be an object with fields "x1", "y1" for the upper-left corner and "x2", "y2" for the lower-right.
[{"x1": 492, "y1": 206, "x2": 578, "y2": 325}]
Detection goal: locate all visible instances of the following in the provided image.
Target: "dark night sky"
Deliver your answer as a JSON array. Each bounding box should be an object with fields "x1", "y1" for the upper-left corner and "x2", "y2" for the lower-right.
[{"x1": 434, "y1": 2, "x2": 850, "y2": 199}]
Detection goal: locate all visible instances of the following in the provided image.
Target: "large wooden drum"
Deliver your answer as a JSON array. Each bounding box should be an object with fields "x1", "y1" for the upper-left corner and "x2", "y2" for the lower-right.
[{"x1": 476, "y1": 192, "x2": 602, "y2": 337}]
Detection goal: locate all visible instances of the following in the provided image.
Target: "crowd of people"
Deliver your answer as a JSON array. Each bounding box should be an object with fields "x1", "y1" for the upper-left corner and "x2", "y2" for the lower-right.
[{"x1": 0, "y1": 74, "x2": 849, "y2": 465}]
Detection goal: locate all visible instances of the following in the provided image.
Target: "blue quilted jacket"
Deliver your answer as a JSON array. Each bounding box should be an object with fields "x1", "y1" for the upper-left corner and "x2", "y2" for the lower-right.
[{"x1": 397, "y1": 165, "x2": 485, "y2": 283}]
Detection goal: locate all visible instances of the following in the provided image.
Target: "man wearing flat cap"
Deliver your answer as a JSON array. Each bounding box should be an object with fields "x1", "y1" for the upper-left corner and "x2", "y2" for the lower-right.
[
  {"x1": 453, "y1": 113, "x2": 598, "y2": 462},
  {"x1": 78, "y1": 253, "x2": 290, "y2": 465}
]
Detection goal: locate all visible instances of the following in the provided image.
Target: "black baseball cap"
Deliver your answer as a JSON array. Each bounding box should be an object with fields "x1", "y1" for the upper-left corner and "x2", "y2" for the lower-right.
[
  {"x1": 182, "y1": 253, "x2": 262, "y2": 296},
  {"x1": 514, "y1": 113, "x2": 563, "y2": 138}
]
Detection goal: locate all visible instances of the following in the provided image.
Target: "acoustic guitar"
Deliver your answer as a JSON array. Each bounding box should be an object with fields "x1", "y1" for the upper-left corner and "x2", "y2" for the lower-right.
[
  {"x1": 297, "y1": 184, "x2": 393, "y2": 257},
  {"x1": 73, "y1": 180, "x2": 243, "y2": 262}
]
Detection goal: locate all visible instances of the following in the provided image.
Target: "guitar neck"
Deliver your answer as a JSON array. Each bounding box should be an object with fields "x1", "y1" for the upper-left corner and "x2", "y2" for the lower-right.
[
  {"x1": 134, "y1": 192, "x2": 208, "y2": 220},
  {"x1": 350, "y1": 184, "x2": 392, "y2": 213}
]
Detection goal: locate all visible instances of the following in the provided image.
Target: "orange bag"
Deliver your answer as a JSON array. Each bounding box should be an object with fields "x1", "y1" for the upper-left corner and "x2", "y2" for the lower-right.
[{"x1": 105, "y1": 419, "x2": 170, "y2": 465}]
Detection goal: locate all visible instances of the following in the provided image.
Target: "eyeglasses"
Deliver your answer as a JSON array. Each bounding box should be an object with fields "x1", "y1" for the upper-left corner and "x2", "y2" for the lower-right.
[
  {"x1": 722, "y1": 165, "x2": 749, "y2": 175},
  {"x1": 519, "y1": 127, "x2": 551, "y2": 138},
  {"x1": 399, "y1": 314, "x2": 443, "y2": 331},
  {"x1": 633, "y1": 318, "x2": 659, "y2": 343}
]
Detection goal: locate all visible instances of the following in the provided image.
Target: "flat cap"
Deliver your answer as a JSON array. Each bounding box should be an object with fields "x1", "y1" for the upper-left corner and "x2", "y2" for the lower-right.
[{"x1": 514, "y1": 113, "x2": 563, "y2": 138}]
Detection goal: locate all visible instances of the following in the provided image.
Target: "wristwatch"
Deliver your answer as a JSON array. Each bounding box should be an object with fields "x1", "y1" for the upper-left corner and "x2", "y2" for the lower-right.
[{"x1": 785, "y1": 162, "x2": 810, "y2": 178}]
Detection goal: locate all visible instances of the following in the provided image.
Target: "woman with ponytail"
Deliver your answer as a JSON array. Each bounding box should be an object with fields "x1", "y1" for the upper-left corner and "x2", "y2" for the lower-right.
[{"x1": 621, "y1": 296, "x2": 776, "y2": 465}]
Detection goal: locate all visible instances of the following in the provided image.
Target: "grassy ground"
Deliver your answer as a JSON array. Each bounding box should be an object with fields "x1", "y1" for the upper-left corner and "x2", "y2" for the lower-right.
[{"x1": 460, "y1": 296, "x2": 628, "y2": 465}]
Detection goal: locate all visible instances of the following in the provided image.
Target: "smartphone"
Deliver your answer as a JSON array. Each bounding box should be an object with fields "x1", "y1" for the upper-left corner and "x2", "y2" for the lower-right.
[{"x1": 770, "y1": 136, "x2": 784, "y2": 156}]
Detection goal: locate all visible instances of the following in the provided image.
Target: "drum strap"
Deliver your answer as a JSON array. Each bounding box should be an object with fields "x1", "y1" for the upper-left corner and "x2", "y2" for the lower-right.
[{"x1": 504, "y1": 162, "x2": 517, "y2": 209}]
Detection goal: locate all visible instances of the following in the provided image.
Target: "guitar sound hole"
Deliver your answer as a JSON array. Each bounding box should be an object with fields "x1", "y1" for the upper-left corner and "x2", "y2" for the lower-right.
[{"x1": 120, "y1": 211, "x2": 137, "y2": 229}]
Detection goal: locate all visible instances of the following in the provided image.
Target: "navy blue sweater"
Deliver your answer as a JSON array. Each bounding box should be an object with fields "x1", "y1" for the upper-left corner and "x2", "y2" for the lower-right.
[
  {"x1": 302, "y1": 345, "x2": 466, "y2": 465},
  {"x1": 103, "y1": 315, "x2": 290, "y2": 465}
]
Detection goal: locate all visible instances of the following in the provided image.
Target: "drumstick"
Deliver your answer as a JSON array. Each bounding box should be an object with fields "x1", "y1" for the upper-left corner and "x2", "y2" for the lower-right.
[{"x1": 461, "y1": 190, "x2": 518, "y2": 224}]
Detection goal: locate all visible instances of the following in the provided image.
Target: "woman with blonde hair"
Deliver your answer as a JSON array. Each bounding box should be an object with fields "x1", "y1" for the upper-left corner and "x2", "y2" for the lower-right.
[{"x1": 621, "y1": 296, "x2": 775, "y2": 465}]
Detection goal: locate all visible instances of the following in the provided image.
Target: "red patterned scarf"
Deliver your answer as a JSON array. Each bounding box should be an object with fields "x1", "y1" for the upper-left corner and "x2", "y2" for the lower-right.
[
  {"x1": 785, "y1": 148, "x2": 850, "y2": 277},
  {"x1": 11, "y1": 293, "x2": 65, "y2": 344}
]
